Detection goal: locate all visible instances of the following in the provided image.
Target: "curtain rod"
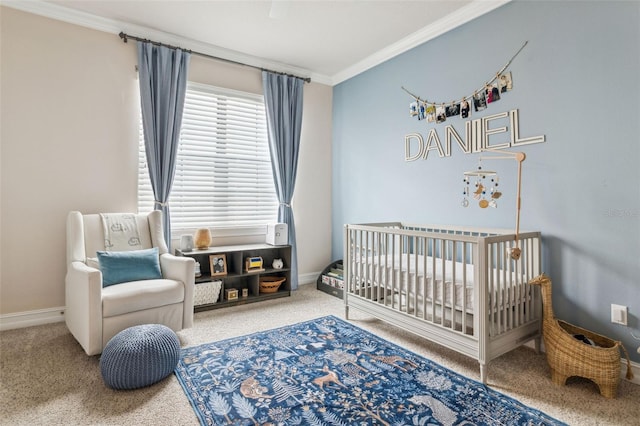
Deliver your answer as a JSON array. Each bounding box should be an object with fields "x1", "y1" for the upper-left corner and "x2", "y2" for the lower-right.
[{"x1": 119, "y1": 32, "x2": 311, "y2": 83}]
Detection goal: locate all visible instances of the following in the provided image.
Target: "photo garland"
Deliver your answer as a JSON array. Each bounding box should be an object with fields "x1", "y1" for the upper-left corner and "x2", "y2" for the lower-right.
[{"x1": 404, "y1": 41, "x2": 527, "y2": 124}]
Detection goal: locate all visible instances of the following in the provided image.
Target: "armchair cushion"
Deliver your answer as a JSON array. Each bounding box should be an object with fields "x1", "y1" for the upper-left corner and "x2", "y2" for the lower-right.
[
  {"x1": 97, "y1": 247, "x2": 162, "y2": 287},
  {"x1": 102, "y1": 279, "x2": 184, "y2": 317}
]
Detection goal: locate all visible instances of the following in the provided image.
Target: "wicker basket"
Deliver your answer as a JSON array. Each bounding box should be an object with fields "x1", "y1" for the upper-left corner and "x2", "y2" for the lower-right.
[
  {"x1": 530, "y1": 274, "x2": 633, "y2": 398},
  {"x1": 259, "y1": 276, "x2": 286, "y2": 294}
]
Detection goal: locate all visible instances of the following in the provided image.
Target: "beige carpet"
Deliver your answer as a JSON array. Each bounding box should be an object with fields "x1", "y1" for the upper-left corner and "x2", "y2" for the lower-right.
[{"x1": 1, "y1": 284, "x2": 638, "y2": 425}]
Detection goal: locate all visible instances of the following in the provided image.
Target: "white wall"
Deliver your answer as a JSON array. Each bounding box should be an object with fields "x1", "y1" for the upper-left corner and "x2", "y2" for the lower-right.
[{"x1": 0, "y1": 6, "x2": 333, "y2": 316}]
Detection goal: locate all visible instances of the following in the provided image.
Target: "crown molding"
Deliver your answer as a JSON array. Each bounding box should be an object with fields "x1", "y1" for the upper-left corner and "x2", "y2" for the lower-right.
[
  {"x1": 2, "y1": 0, "x2": 122, "y2": 34},
  {"x1": 2, "y1": 0, "x2": 329, "y2": 85},
  {"x1": 3, "y1": 0, "x2": 509, "y2": 87},
  {"x1": 330, "y1": 0, "x2": 512, "y2": 85}
]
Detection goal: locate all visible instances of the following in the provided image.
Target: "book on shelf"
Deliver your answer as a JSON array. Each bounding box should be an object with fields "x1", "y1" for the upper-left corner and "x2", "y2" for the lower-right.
[{"x1": 327, "y1": 270, "x2": 343, "y2": 279}]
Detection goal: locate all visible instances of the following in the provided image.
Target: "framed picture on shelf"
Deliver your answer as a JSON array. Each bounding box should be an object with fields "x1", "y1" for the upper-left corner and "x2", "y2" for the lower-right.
[{"x1": 209, "y1": 254, "x2": 227, "y2": 277}]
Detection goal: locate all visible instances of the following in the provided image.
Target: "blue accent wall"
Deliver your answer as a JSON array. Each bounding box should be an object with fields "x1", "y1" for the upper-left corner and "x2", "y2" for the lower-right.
[{"x1": 332, "y1": 0, "x2": 640, "y2": 361}]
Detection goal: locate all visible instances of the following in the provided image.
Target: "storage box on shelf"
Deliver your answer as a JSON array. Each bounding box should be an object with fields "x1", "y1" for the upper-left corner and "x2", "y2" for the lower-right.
[
  {"x1": 194, "y1": 280, "x2": 222, "y2": 305},
  {"x1": 176, "y1": 244, "x2": 291, "y2": 312}
]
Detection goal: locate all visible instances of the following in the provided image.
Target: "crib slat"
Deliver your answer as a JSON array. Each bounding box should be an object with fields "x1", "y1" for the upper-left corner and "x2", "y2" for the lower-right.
[
  {"x1": 374, "y1": 231, "x2": 380, "y2": 303},
  {"x1": 515, "y1": 242, "x2": 522, "y2": 326},
  {"x1": 421, "y1": 236, "x2": 427, "y2": 320},
  {"x1": 507, "y1": 241, "x2": 514, "y2": 330},
  {"x1": 451, "y1": 241, "x2": 458, "y2": 332},
  {"x1": 359, "y1": 229, "x2": 364, "y2": 297},
  {"x1": 525, "y1": 236, "x2": 533, "y2": 323},
  {"x1": 462, "y1": 241, "x2": 468, "y2": 334},
  {"x1": 382, "y1": 232, "x2": 388, "y2": 309},
  {"x1": 440, "y1": 238, "x2": 445, "y2": 327},
  {"x1": 492, "y1": 241, "x2": 498, "y2": 336},
  {"x1": 360, "y1": 228, "x2": 363, "y2": 297},
  {"x1": 388, "y1": 232, "x2": 393, "y2": 309},
  {"x1": 413, "y1": 235, "x2": 419, "y2": 319},
  {"x1": 407, "y1": 234, "x2": 412, "y2": 315},
  {"x1": 390, "y1": 233, "x2": 396, "y2": 310},
  {"x1": 501, "y1": 241, "x2": 508, "y2": 333},
  {"x1": 430, "y1": 237, "x2": 436, "y2": 323}
]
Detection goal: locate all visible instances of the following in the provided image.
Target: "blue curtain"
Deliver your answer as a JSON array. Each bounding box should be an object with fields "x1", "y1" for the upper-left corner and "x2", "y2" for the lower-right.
[
  {"x1": 137, "y1": 42, "x2": 190, "y2": 247},
  {"x1": 262, "y1": 71, "x2": 304, "y2": 290}
]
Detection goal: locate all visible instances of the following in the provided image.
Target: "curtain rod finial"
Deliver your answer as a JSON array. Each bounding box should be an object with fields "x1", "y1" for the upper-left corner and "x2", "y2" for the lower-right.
[{"x1": 119, "y1": 32, "x2": 128, "y2": 43}]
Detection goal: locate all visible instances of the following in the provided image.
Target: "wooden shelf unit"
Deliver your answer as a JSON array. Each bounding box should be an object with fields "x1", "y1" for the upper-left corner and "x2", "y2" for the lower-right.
[{"x1": 176, "y1": 243, "x2": 291, "y2": 312}]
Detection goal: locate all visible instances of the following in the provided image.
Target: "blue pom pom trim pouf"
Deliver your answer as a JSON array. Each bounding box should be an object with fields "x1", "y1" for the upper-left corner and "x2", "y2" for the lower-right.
[{"x1": 100, "y1": 324, "x2": 180, "y2": 390}]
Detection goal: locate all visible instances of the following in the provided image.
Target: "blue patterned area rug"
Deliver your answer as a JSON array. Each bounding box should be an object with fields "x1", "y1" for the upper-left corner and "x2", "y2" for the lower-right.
[{"x1": 175, "y1": 315, "x2": 565, "y2": 425}]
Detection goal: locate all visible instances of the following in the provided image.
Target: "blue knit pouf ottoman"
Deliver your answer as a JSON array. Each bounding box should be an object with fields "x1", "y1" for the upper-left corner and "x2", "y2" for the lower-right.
[{"x1": 100, "y1": 324, "x2": 181, "y2": 390}]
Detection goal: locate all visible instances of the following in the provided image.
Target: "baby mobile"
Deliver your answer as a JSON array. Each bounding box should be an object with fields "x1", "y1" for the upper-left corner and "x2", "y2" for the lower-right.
[
  {"x1": 403, "y1": 41, "x2": 528, "y2": 124},
  {"x1": 462, "y1": 148, "x2": 527, "y2": 260},
  {"x1": 462, "y1": 161, "x2": 501, "y2": 209}
]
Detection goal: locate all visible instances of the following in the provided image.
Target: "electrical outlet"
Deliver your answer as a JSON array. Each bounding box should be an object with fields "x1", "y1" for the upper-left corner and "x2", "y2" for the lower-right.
[{"x1": 611, "y1": 304, "x2": 628, "y2": 325}]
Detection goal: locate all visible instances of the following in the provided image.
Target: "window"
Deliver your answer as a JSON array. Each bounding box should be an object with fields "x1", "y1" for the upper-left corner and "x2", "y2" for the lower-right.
[{"x1": 138, "y1": 82, "x2": 278, "y2": 236}]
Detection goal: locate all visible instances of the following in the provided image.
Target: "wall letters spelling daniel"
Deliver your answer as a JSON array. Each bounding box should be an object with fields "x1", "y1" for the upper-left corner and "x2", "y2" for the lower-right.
[{"x1": 405, "y1": 109, "x2": 545, "y2": 162}]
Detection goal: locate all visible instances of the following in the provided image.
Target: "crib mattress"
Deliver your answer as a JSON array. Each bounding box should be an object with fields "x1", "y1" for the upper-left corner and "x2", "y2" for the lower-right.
[{"x1": 351, "y1": 253, "x2": 527, "y2": 312}]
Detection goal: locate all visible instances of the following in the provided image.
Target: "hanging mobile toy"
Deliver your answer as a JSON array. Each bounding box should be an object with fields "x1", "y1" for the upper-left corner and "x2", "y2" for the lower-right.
[
  {"x1": 461, "y1": 176, "x2": 470, "y2": 207},
  {"x1": 461, "y1": 148, "x2": 526, "y2": 260},
  {"x1": 489, "y1": 175, "x2": 501, "y2": 208},
  {"x1": 462, "y1": 160, "x2": 499, "y2": 209}
]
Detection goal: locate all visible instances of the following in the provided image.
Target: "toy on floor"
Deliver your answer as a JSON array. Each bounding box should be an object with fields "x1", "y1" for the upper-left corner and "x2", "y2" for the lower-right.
[{"x1": 529, "y1": 274, "x2": 633, "y2": 398}]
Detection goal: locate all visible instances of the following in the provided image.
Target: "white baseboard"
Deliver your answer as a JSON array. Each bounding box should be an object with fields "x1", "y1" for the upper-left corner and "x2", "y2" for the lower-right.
[
  {"x1": 0, "y1": 306, "x2": 66, "y2": 331},
  {"x1": 0, "y1": 273, "x2": 322, "y2": 332},
  {"x1": 298, "y1": 271, "x2": 320, "y2": 286},
  {"x1": 624, "y1": 360, "x2": 640, "y2": 386}
]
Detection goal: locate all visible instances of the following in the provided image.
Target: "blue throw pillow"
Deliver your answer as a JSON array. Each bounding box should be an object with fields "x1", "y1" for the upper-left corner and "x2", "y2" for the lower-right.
[{"x1": 97, "y1": 247, "x2": 162, "y2": 287}]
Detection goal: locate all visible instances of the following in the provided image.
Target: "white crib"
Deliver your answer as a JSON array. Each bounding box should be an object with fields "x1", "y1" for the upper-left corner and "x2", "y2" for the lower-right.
[{"x1": 344, "y1": 222, "x2": 542, "y2": 383}]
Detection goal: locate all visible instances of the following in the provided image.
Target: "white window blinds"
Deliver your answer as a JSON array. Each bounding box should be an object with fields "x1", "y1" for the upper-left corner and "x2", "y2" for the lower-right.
[{"x1": 138, "y1": 82, "x2": 278, "y2": 235}]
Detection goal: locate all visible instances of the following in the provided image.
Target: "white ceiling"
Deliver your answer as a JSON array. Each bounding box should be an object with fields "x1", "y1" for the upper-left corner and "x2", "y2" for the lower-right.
[{"x1": 5, "y1": 0, "x2": 510, "y2": 85}]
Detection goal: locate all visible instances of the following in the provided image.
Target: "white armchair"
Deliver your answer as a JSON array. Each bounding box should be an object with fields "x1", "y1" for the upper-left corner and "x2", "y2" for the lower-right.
[{"x1": 65, "y1": 211, "x2": 195, "y2": 355}]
